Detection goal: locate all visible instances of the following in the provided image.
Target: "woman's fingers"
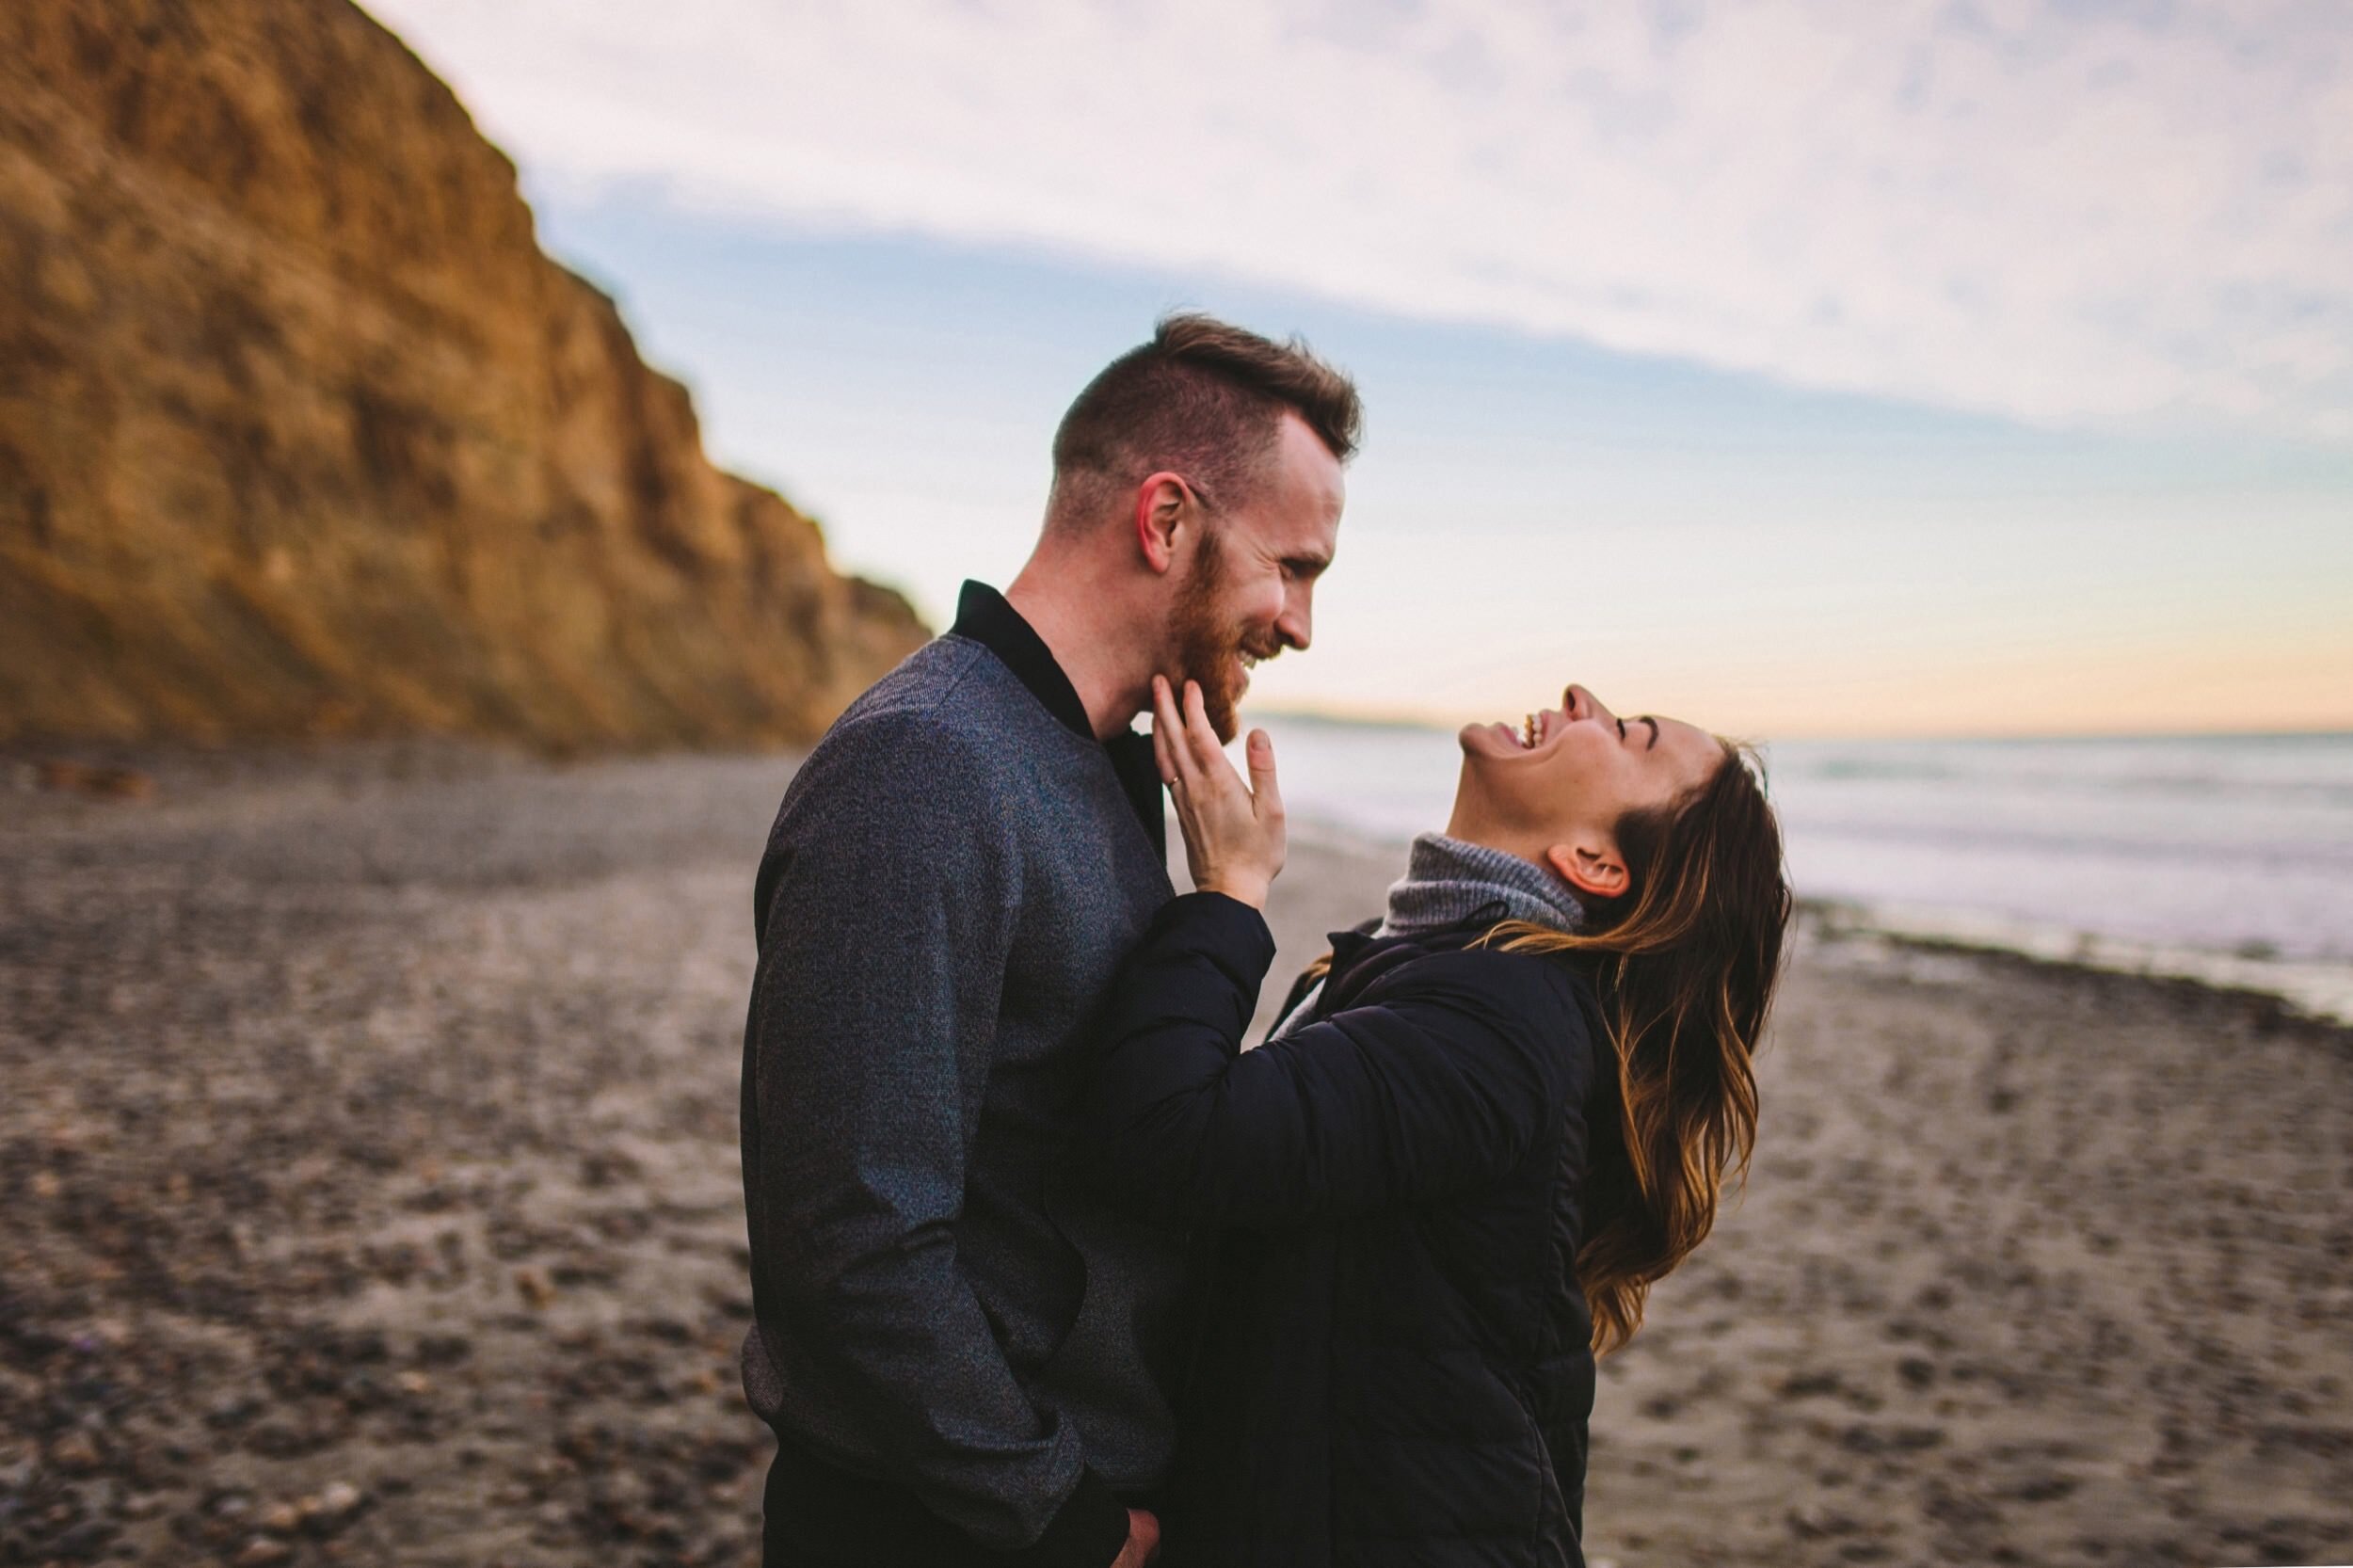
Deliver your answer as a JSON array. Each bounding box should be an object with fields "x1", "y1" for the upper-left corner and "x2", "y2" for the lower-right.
[
  {"x1": 1154, "y1": 678, "x2": 1276, "y2": 821},
  {"x1": 1144, "y1": 680, "x2": 1282, "y2": 907},
  {"x1": 1154, "y1": 675, "x2": 1200, "y2": 791},
  {"x1": 1180, "y1": 680, "x2": 1226, "y2": 775},
  {"x1": 1150, "y1": 676, "x2": 1181, "y2": 786}
]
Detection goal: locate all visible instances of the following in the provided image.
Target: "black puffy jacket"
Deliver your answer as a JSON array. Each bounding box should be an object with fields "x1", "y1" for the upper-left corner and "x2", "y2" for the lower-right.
[{"x1": 1080, "y1": 892, "x2": 1606, "y2": 1568}]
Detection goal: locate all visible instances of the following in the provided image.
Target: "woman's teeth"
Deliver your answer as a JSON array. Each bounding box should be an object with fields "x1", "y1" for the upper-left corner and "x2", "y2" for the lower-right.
[{"x1": 1520, "y1": 713, "x2": 1538, "y2": 749}]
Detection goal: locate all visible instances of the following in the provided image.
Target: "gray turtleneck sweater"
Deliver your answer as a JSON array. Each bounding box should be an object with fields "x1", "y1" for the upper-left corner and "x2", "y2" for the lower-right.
[{"x1": 1274, "y1": 833, "x2": 1583, "y2": 1038}]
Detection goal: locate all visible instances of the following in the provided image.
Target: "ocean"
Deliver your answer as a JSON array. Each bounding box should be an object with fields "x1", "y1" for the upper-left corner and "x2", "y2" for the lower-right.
[{"x1": 1241, "y1": 715, "x2": 2353, "y2": 1026}]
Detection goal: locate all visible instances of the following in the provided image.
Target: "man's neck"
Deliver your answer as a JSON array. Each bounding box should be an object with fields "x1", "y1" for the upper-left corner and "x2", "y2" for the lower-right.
[{"x1": 1004, "y1": 566, "x2": 1149, "y2": 742}]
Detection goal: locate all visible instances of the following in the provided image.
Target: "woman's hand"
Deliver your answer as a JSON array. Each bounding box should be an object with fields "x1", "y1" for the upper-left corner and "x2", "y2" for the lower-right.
[{"x1": 1152, "y1": 675, "x2": 1286, "y2": 909}]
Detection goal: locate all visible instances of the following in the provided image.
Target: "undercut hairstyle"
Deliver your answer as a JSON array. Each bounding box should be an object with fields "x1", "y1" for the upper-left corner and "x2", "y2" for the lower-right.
[{"x1": 1046, "y1": 313, "x2": 1361, "y2": 535}]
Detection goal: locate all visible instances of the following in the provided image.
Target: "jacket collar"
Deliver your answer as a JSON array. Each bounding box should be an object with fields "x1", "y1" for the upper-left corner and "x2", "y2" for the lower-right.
[
  {"x1": 949, "y1": 580, "x2": 1166, "y2": 856},
  {"x1": 950, "y1": 580, "x2": 1096, "y2": 744}
]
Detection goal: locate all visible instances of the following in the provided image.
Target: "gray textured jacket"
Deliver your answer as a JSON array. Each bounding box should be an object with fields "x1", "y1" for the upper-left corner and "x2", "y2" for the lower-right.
[{"x1": 740, "y1": 585, "x2": 1186, "y2": 1565}]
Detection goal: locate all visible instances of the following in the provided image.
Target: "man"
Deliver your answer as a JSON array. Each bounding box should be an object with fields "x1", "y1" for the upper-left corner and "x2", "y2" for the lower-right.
[{"x1": 740, "y1": 314, "x2": 1360, "y2": 1567}]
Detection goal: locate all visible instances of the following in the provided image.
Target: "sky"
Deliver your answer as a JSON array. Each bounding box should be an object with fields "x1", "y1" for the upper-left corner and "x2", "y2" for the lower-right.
[{"x1": 361, "y1": 0, "x2": 2353, "y2": 739}]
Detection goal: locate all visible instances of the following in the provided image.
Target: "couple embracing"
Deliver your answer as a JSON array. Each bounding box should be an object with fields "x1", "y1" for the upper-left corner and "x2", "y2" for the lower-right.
[{"x1": 739, "y1": 316, "x2": 1792, "y2": 1568}]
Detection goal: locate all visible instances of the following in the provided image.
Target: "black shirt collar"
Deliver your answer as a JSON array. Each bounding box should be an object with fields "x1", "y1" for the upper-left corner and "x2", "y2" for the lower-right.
[{"x1": 949, "y1": 581, "x2": 1166, "y2": 856}]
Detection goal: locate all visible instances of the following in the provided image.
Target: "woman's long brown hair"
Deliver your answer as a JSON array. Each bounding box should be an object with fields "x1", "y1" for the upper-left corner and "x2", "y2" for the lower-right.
[{"x1": 1486, "y1": 740, "x2": 1791, "y2": 1354}]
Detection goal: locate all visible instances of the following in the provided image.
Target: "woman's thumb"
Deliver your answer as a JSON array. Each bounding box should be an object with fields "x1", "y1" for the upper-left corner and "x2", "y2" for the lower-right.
[{"x1": 1246, "y1": 729, "x2": 1282, "y2": 816}]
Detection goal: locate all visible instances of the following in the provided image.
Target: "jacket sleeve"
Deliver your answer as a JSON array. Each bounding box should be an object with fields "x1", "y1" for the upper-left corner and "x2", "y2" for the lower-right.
[
  {"x1": 743, "y1": 712, "x2": 1128, "y2": 1568},
  {"x1": 1077, "y1": 891, "x2": 1577, "y2": 1228}
]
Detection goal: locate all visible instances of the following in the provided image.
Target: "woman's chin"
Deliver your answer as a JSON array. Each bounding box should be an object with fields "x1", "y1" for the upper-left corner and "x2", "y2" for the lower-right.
[{"x1": 1459, "y1": 720, "x2": 1518, "y2": 759}]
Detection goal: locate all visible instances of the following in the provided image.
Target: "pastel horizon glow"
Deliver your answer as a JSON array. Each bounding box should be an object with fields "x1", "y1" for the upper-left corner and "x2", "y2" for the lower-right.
[{"x1": 363, "y1": 0, "x2": 2353, "y2": 740}]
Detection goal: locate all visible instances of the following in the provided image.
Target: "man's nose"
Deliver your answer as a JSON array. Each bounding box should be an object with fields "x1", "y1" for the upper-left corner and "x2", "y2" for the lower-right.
[{"x1": 1277, "y1": 584, "x2": 1313, "y2": 651}]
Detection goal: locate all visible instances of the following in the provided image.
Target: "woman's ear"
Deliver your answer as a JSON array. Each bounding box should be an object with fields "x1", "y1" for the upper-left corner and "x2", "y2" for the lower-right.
[{"x1": 1545, "y1": 839, "x2": 1627, "y2": 901}]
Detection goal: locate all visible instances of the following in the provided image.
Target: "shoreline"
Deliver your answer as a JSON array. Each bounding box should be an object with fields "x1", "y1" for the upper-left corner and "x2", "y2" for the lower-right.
[
  {"x1": 16, "y1": 735, "x2": 2349, "y2": 1033},
  {"x1": 1279, "y1": 816, "x2": 2353, "y2": 1039},
  {"x1": 1800, "y1": 898, "x2": 2353, "y2": 1033}
]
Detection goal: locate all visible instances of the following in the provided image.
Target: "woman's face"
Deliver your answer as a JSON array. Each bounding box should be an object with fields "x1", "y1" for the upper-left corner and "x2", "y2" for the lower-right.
[{"x1": 1451, "y1": 683, "x2": 1724, "y2": 897}]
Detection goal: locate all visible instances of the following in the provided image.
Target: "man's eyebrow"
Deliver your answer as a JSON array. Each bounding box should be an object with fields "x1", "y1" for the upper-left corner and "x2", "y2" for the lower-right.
[
  {"x1": 1282, "y1": 552, "x2": 1332, "y2": 577},
  {"x1": 1641, "y1": 717, "x2": 1659, "y2": 751}
]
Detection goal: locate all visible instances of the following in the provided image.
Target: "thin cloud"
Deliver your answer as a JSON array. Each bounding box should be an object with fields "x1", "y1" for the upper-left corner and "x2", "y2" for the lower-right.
[{"x1": 366, "y1": 0, "x2": 2353, "y2": 442}]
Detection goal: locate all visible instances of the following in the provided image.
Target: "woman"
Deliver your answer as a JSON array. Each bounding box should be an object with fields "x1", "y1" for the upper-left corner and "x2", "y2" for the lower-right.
[{"x1": 1079, "y1": 675, "x2": 1792, "y2": 1568}]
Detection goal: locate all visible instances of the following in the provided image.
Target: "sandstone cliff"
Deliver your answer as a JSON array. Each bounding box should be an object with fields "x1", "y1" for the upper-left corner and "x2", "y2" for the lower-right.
[{"x1": 0, "y1": 0, "x2": 927, "y2": 750}]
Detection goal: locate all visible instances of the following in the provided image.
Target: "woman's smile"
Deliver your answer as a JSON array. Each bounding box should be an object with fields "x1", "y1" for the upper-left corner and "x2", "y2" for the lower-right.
[{"x1": 1466, "y1": 687, "x2": 1589, "y2": 758}]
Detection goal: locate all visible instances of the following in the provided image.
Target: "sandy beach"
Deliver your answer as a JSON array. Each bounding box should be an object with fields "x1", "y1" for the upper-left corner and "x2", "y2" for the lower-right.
[{"x1": 3, "y1": 744, "x2": 2348, "y2": 1568}]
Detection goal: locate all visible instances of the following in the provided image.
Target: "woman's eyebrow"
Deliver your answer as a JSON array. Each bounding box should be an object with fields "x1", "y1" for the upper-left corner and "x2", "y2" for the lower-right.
[{"x1": 1641, "y1": 717, "x2": 1659, "y2": 750}]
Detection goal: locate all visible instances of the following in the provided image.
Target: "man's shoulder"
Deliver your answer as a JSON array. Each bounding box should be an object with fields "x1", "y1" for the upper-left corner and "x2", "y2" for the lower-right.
[
  {"x1": 824, "y1": 633, "x2": 1056, "y2": 750},
  {"x1": 776, "y1": 637, "x2": 1057, "y2": 829}
]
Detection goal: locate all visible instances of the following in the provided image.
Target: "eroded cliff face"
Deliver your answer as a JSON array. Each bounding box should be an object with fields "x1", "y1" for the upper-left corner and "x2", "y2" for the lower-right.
[{"x1": 0, "y1": 0, "x2": 927, "y2": 748}]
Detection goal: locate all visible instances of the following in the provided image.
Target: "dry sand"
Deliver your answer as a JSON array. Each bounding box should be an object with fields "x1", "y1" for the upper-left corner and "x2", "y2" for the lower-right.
[{"x1": 4, "y1": 745, "x2": 2348, "y2": 1567}]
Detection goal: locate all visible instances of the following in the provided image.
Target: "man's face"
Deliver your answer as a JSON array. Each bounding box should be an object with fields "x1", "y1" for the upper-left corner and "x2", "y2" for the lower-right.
[{"x1": 1168, "y1": 412, "x2": 1346, "y2": 742}]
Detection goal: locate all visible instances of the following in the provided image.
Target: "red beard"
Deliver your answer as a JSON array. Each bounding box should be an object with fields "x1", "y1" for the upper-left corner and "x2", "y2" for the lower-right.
[{"x1": 1169, "y1": 529, "x2": 1279, "y2": 744}]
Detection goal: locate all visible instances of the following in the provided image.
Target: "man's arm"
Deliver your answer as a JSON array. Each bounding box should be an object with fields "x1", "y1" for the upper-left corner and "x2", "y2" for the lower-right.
[{"x1": 744, "y1": 712, "x2": 1129, "y2": 1567}]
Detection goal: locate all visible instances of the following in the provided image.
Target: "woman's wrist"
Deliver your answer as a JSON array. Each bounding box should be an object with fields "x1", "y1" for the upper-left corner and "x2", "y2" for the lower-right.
[{"x1": 1205, "y1": 871, "x2": 1280, "y2": 908}]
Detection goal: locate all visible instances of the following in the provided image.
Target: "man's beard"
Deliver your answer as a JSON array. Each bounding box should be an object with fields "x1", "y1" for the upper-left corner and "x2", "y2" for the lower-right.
[{"x1": 1170, "y1": 529, "x2": 1279, "y2": 744}]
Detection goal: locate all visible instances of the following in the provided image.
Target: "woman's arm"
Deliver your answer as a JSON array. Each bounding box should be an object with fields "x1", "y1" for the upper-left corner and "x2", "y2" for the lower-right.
[
  {"x1": 1077, "y1": 890, "x2": 1573, "y2": 1227},
  {"x1": 1080, "y1": 676, "x2": 1577, "y2": 1228}
]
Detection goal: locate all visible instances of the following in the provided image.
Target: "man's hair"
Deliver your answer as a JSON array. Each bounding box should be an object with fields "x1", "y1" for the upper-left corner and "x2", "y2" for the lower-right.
[{"x1": 1046, "y1": 313, "x2": 1361, "y2": 533}]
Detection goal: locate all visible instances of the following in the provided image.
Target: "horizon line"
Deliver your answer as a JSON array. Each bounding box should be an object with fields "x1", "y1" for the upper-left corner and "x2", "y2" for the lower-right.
[{"x1": 1241, "y1": 704, "x2": 2353, "y2": 746}]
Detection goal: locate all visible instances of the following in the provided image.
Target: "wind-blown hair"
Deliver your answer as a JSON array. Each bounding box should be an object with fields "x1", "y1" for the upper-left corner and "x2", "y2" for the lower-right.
[{"x1": 1487, "y1": 740, "x2": 1791, "y2": 1354}]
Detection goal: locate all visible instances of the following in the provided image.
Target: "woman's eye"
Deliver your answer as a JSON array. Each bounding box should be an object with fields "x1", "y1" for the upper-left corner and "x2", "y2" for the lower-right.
[{"x1": 1616, "y1": 718, "x2": 1625, "y2": 741}]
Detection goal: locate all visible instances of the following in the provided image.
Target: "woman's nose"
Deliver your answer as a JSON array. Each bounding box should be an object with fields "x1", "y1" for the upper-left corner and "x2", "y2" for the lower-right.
[{"x1": 1566, "y1": 683, "x2": 1613, "y2": 723}]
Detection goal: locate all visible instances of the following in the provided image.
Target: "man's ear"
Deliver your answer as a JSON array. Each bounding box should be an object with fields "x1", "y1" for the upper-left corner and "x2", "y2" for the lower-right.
[
  {"x1": 1545, "y1": 839, "x2": 1627, "y2": 902},
  {"x1": 1132, "y1": 472, "x2": 1192, "y2": 576}
]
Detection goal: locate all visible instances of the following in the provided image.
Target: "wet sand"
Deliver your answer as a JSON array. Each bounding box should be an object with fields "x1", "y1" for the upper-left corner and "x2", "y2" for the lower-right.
[{"x1": 4, "y1": 745, "x2": 2348, "y2": 1567}]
